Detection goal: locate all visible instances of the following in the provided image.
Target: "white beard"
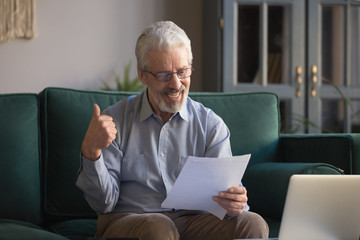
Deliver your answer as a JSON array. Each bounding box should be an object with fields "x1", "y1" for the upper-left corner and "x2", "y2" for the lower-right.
[{"x1": 148, "y1": 85, "x2": 187, "y2": 113}]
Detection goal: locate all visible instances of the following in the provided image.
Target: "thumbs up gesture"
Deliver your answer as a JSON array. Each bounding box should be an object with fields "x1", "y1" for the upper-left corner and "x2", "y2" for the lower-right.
[{"x1": 81, "y1": 104, "x2": 117, "y2": 161}]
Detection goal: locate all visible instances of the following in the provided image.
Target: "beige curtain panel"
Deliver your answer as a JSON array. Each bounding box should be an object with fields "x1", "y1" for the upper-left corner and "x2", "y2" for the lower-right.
[{"x1": 0, "y1": 0, "x2": 37, "y2": 43}]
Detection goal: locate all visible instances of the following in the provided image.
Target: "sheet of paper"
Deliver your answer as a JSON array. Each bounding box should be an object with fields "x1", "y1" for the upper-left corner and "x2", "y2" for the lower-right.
[{"x1": 161, "y1": 154, "x2": 250, "y2": 219}]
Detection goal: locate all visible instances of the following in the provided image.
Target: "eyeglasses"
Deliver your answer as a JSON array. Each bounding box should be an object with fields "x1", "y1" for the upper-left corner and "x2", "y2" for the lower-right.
[{"x1": 144, "y1": 67, "x2": 193, "y2": 82}]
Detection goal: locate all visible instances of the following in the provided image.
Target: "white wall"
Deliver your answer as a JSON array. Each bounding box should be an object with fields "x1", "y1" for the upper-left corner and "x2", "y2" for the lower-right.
[{"x1": 0, "y1": 0, "x2": 203, "y2": 93}]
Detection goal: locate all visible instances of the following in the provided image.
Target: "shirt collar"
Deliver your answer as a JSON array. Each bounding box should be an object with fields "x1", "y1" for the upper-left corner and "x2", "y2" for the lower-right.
[
  {"x1": 178, "y1": 99, "x2": 189, "y2": 122},
  {"x1": 140, "y1": 90, "x2": 154, "y2": 122},
  {"x1": 140, "y1": 90, "x2": 189, "y2": 122}
]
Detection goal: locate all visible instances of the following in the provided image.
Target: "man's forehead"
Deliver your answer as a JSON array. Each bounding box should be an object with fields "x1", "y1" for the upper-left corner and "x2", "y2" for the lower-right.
[{"x1": 146, "y1": 47, "x2": 190, "y2": 70}]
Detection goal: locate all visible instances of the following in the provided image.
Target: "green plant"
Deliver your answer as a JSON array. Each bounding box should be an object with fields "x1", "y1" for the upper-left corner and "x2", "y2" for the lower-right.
[
  {"x1": 283, "y1": 113, "x2": 335, "y2": 134},
  {"x1": 101, "y1": 61, "x2": 145, "y2": 92},
  {"x1": 323, "y1": 78, "x2": 360, "y2": 132}
]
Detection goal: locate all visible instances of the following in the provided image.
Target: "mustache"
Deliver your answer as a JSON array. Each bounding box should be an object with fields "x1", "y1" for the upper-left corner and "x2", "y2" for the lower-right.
[{"x1": 162, "y1": 84, "x2": 186, "y2": 94}]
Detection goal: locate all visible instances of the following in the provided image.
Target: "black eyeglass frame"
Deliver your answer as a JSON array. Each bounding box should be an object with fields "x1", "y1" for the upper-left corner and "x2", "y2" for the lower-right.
[{"x1": 143, "y1": 66, "x2": 194, "y2": 82}]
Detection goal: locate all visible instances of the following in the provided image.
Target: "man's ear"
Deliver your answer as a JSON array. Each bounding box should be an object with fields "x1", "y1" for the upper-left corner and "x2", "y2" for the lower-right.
[{"x1": 138, "y1": 65, "x2": 148, "y2": 85}]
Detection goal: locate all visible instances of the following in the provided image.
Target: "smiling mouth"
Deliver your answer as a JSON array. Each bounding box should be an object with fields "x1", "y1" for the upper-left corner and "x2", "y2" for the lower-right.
[
  {"x1": 167, "y1": 91, "x2": 181, "y2": 98},
  {"x1": 164, "y1": 85, "x2": 186, "y2": 100}
]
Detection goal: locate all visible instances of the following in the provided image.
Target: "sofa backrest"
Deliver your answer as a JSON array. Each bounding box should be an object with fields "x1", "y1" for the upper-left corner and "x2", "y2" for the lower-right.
[
  {"x1": 40, "y1": 87, "x2": 280, "y2": 220},
  {"x1": 40, "y1": 88, "x2": 133, "y2": 221},
  {"x1": 0, "y1": 94, "x2": 42, "y2": 225},
  {"x1": 190, "y1": 92, "x2": 280, "y2": 165}
]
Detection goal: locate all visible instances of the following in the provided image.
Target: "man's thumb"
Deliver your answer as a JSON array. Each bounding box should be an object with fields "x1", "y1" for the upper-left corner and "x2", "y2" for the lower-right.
[{"x1": 93, "y1": 104, "x2": 101, "y2": 117}]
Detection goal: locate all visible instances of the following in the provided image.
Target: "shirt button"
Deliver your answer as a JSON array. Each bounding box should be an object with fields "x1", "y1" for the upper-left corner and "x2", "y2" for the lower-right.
[{"x1": 161, "y1": 152, "x2": 165, "y2": 157}]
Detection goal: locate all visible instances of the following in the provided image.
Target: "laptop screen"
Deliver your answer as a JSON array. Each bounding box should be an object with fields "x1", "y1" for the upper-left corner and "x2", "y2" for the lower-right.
[{"x1": 278, "y1": 175, "x2": 360, "y2": 240}]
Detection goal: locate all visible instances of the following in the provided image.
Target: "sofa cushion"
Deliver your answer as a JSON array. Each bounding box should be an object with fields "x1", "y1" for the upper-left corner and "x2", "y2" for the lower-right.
[
  {"x1": 0, "y1": 219, "x2": 68, "y2": 240},
  {"x1": 0, "y1": 94, "x2": 42, "y2": 225},
  {"x1": 49, "y1": 219, "x2": 96, "y2": 240},
  {"x1": 190, "y1": 92, "x2": 280, "y2": 166},
  {"x1": 40, "y1": 88, "x2": 134, "y2": 220}
]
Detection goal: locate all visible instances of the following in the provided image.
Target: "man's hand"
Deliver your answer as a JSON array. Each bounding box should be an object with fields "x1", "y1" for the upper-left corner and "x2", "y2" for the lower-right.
[
  {"x1": 81, "y1": 104, "x2": 117, "y2": 161},
  {"x1": 212, "y1": 185, "x2": 248, "y2": 217}
]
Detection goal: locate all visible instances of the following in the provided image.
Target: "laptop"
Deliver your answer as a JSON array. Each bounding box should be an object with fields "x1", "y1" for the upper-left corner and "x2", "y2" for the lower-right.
[{"x1": 278, "y1": 174, "x2": 360, "y2": 240}]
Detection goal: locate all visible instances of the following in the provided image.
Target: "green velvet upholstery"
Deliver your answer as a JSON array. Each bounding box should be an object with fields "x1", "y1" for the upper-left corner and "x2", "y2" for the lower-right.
[
  {"x1": 0, "y1": 87, "x2": 358, "y2": 240},
  {"x1": 49, "y1": 219, "x2": 97, "y2": 240},
  {"x1": 0, "y1": 220, "x2": 68, "y2": 240},
  {"x1": 280, "y1": 134, "x2": 360, "y2": 174},
  {"x1": 39, "y1": 88, "x2": 131, "y2": 220},
  {"x1": 190, "y1": 92, "x2": 280, "y2": 166},
  {"x1": 0, "y1": 94, "x2": 42, "y2": 225}
]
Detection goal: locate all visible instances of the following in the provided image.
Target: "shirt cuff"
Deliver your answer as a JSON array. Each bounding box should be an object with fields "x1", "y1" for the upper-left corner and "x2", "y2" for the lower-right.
[{"x1": 81, "y1": 154, "x2": 107, "y2": 176}]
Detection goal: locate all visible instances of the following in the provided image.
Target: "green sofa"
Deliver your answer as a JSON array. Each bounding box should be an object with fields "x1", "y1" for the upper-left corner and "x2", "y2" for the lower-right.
[{"x1": 1, "y1": 87, "x2": 359, "y2": 239}]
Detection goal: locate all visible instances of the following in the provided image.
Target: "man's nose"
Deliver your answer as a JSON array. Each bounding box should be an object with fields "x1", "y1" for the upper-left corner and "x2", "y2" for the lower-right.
[{"x1": 167, "y1": 73, "x2": 182, "y2": 90}]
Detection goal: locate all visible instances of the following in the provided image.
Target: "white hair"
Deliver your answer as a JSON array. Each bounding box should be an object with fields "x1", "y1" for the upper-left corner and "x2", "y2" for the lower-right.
[{"x1": 135, "y1": 21, "x2": 193, "y2": 70}]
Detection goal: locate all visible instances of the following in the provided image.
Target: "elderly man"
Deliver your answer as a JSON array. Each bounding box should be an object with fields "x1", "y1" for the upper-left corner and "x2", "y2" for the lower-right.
[{"x1": 76, "y1": 21, "x2": 269, "y2": 240}]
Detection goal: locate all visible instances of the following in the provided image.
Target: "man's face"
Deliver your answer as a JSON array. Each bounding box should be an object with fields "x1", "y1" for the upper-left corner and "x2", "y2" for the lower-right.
[{"x1": 138, "y1": 46, "x2": 191, "y2": 119}]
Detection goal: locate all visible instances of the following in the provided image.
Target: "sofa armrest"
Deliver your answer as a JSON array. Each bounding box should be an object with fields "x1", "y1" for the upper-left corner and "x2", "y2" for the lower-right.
[
  {"x1": 242, "y1": 162, "x2": 342, "y2": 220},
  {"x1": 279, "y1": 133, "x2": 360, "y2": 174}
]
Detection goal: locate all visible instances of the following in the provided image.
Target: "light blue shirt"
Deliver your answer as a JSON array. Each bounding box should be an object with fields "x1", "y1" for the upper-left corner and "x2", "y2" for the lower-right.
[{"x1": 76, "y1": 91, "x2": 244, "y2": 215}]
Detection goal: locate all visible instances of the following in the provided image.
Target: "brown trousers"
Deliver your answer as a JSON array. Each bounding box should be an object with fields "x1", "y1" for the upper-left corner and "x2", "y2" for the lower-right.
[{"x1": 95, "y1": 210, "x2": 269, "y2": 240}]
